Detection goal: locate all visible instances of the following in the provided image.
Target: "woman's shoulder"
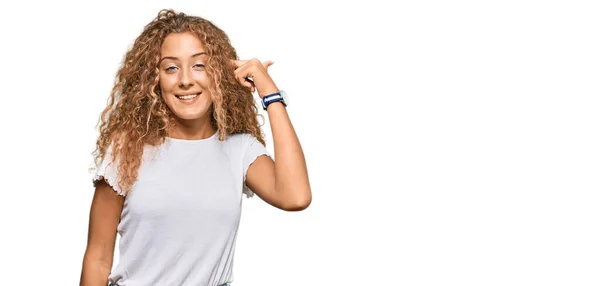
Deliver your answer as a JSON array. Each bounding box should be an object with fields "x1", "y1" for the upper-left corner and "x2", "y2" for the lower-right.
[
  {"x1": 223, "y1": 132, "x2": 257, "y2": 143},
  {"x1": 220, "y1": 132, "x2": 264, "y2": 152}
]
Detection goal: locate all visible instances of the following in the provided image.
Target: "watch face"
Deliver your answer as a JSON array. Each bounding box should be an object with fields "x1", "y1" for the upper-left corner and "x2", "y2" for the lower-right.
[{"x1": 280, "y1": 90, "x2": 289, "y2": 106}]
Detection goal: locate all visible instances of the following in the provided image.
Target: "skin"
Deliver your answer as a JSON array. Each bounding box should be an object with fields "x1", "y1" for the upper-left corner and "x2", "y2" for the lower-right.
[
  {"x1": 80, "y1": 181, "x2": 124, "y2": 286},
  {"x1": 158, "y1": 32, "x2": 217, "y2": 139},
  {"x1": 80, "y1": 32, "x2": 311, "y2": 285}
]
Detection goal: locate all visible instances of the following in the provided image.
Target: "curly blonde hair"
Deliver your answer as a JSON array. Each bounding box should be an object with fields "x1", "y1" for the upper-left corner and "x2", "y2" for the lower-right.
[{"x1": 92, "y1": 9, "x2": 265, "y2": 195}]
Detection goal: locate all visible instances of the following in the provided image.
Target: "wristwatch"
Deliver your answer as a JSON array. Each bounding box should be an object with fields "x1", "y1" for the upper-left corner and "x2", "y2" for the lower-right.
[{"x1": 261, "y1": 90, "x2": 289, "y2": 110}]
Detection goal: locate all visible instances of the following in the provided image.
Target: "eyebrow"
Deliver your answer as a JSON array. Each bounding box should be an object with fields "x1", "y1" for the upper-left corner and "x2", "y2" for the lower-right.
[{"x1": 159, "y1": 52, "x2": 207, "y2": 64}]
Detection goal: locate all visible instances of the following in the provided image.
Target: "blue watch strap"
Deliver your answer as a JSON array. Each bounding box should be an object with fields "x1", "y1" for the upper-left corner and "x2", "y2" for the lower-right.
[{"x1": 261, "y1": 91, "x2": 286, "y2": 110}]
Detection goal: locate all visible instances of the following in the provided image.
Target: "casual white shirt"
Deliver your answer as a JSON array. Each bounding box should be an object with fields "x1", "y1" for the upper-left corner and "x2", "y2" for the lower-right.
[{"x1": 93, "y1": 132, "x2": 269, "y2": 286}]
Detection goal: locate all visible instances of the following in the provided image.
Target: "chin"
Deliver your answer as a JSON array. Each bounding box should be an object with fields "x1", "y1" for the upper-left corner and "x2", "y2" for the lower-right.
[
  {"x1": 166, "y1": 97, "x2": 213, "y2": 122},
  {"x1": 173, "y1": 110, "x2": 210, "y2": 121}
]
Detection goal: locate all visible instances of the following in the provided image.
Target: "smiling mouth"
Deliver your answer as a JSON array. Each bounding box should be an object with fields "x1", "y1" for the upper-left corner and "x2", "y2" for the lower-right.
[{"x1": 176, "y1": 92, "x2": 201, "y2": 100}]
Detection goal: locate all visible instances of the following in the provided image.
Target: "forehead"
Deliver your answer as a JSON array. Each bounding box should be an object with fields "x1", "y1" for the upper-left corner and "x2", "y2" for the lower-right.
[{"x1": 160, "y1": 32, "x2": 206, "y2": 56}]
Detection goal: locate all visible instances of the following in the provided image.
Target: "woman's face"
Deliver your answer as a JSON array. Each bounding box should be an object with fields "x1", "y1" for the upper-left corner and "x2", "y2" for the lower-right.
[{"x1": 158, "y1": 32, "x2": 213, "y2": 123}]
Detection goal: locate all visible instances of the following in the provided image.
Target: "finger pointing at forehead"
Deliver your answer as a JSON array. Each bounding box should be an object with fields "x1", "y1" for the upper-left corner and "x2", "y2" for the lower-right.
[{"x1": 231, "y1": 59, "x2": 274, "y2": 70}]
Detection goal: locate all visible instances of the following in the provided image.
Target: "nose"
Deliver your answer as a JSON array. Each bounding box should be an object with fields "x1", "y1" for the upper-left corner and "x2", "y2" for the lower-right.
[{"x1": 178, "y1": 67, "x2": 194, "y2": 88}]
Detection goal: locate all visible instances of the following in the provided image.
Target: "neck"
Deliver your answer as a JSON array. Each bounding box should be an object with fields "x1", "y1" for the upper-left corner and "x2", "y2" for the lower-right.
[{"x1": 169, "y1": 117, "x2": 217, "y2": 140}]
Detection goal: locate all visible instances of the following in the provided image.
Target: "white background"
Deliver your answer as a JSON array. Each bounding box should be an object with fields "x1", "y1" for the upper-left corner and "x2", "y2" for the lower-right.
[{"x1": 0, "y1": 0, "x2": 598, "y2": 285}]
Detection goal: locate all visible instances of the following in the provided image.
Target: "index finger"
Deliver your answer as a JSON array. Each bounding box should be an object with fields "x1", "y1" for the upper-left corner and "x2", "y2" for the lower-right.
[{"x1": 231, "y1": 59, "x2": 248, "y2": 68}]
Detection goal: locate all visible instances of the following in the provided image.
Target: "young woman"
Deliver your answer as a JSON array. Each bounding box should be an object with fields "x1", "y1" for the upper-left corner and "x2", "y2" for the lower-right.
[{"x1": 80, "y1": 9, "x2": 311, "y2": 286}]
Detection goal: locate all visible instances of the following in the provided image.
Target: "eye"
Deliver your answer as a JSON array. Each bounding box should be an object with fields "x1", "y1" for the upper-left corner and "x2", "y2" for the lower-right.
[
  {"x1": 193, "y1": 63, "x2": 205, "y2": 69},
  {"x1": 165, "y1": 66, "x2": 177, "y2": 72}
]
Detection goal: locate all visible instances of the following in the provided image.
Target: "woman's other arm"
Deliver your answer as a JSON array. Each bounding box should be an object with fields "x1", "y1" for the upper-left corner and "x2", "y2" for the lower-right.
[{"x1": 79, "y1": 180, "x2": 124, "y2": 286}]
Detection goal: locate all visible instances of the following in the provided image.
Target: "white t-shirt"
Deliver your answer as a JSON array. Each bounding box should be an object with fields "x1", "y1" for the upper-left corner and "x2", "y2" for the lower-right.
[{"x1": 92, "y1": 132, "x2": 270, "y2": 286}]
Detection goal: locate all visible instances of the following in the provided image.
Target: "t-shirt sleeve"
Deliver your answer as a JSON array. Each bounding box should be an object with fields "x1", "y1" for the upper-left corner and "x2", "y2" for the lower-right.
[
  {"x1": 241, "y1": 133, "x2": 272, "y2": 198},
  {"x1": 92, "y1": 145, "x2": 126, "y2": 197}
]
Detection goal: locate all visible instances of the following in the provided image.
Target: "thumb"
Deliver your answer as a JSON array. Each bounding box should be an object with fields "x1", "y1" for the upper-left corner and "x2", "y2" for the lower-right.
[{"x1": 263, "y1": 60, "x2": 274, "y2": 70}]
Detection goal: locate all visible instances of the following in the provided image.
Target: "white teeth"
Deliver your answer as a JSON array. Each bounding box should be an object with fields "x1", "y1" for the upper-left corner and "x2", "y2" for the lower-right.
[{"x1": 178, "y1": 93, "x2": 199, "y2": 100}]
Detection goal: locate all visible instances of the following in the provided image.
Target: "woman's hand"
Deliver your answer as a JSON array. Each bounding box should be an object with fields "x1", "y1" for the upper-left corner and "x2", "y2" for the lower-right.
[{"x1": 231, "y1": 59, "x2": 279, "y2": 98}]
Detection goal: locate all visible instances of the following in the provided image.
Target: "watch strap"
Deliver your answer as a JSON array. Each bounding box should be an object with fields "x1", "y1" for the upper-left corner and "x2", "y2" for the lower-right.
[{"x1": 261, "y1": 91, "x2": 286, "y2": 110}]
